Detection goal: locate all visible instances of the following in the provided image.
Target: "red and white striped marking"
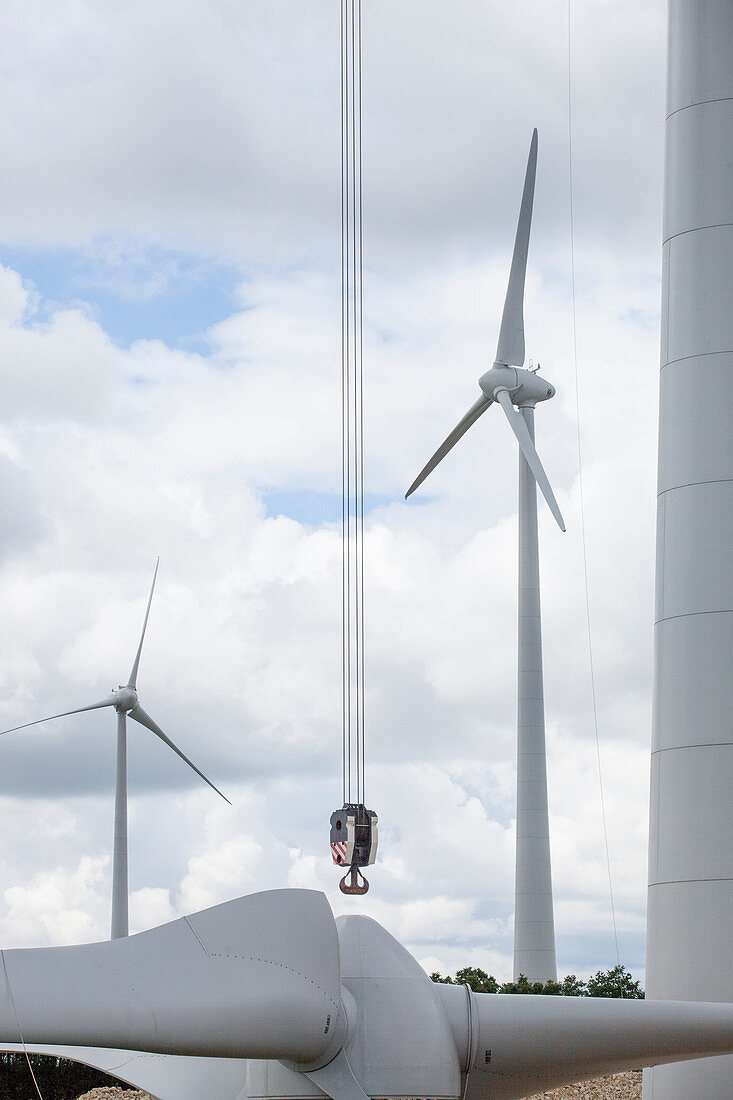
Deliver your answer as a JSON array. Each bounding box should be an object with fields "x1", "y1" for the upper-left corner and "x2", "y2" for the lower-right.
[{"x1": 331, "y1": 841, "x2": 348, "y2": 865}]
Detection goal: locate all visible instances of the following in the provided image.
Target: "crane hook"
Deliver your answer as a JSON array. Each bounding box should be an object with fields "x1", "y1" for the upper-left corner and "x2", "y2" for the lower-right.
[{"x1": 339, "y1": 865, "x2": 369, "y2": 895}]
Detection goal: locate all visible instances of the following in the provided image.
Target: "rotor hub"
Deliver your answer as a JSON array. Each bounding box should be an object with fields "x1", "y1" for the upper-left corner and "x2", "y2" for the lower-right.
[{"x1": 113, "y1": 687, "x2": 138, "y2": 713}]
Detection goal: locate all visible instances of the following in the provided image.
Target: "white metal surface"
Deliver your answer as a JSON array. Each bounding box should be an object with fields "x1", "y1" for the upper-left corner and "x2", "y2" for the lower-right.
[
  {"x1": 1, "y1": 888, "x2": 733, "y2": 1098},
  {"x1": 0, "y1": 890, "x2": 342, "y2": 1062},
  {"x1": 644, "y1": 1, "x2": 733, "y2": 1096},
  {"x1": 513, "y1": 406, "x2": 556, "y2": 981},
  {"x1": 111, "y1": 710, "x2": 129, "y2": 939},
  {"x1": 334, "y1": 913, "x2": 461, "y2": 1099},
  {"x1": 446, "y1": 986, "x2": 733, "y2": 1100},
  {"x1": 495, "y1": 128, "x2": 537, "y2": 368}
]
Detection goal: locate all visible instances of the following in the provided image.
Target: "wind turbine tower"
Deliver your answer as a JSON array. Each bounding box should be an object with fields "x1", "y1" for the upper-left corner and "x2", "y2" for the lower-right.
[
  {"x1": 644, "y1": 2, "x2": 733, "y2": 1096},
  {"x1": 407, "y1": 130, "x2": 563, "y2": 982}
]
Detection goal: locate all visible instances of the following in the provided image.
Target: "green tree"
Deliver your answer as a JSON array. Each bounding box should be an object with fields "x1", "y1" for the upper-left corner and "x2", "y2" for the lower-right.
[
  {"x1": 559, "y1": 973, "x2": 588, "y2": 997},
  {"x1": 586, "y1": 964, "x2": 644, "y2": 999},
  {"x1": 454, "y1": 967, "x2": 499, "y2": 994},
  {"x1": 499, "y1": 974, "x2": 550, "y2": 995},
  {"x1": 431, "y1": 964, "x2": 643, "y2": 999}
]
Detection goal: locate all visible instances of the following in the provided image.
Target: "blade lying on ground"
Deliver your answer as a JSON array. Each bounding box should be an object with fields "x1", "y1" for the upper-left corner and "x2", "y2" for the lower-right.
[
  {"x1": 405, "y1": 394, "x2": 493, "y2": 498},
  {"x1": 494, "y1": 128, "x2": 538, "y2": 369},
  {"x1": 127, "y1": 704, "x2": 231, "y2": 804},
  {"x1": 494, "y1": 389, "x2": 565, "y2": 531},
  {"x1": 128, "y1": 557, "x2": 160, "y2": 690},
  {"x1": 0, "y1": 890, "x2": 341, "y2": 1062},
  {"x1": 0, "y1": 1045, "x2": 247, "y2": 1100},
  {"x1": 0, "y1": 695, "x2": 119, "y2": 736},
  {"x1": 436, "y1": 983, "x2": 733, "y2": 1100}
]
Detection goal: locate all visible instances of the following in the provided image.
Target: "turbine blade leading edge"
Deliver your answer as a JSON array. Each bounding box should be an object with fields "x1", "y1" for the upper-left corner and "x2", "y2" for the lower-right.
[
  {"x1": 0, "y1": 695, "x2": 119, "y2": 737},
  {"x1": 127, "y1": 704, "x2": 231, "y2": 805},
  {"x1": 494, "y1": 128, "x2": 538, "y2": 369},
  {"x1": 127, "y1": 558, "x2": 160, "y2": 690},
  {"x1": 494, "y1": 389, "x2": 566, "y2": 531},
  {"x1": 405, "y1": 394, "x2": 493, "y2": 498}
]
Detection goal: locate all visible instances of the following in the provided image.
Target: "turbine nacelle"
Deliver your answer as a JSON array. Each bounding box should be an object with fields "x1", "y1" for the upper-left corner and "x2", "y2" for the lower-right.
[{"x1": 479, "y1": 365, "x2": 556, "y2": 407}]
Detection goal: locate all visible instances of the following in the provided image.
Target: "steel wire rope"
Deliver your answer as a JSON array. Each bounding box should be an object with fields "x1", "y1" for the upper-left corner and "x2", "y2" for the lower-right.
[
  {"x1": 357, "y1": 0, "x2": 366, "y2": 807},
  {"x1": 340, "y1": 0, "x2": 351, "y2": 804},
  {"x1": 350, "y1": 0, "x2": 360, "y2": 805},
  {"x1": 567, "y1": 0, "x2": 621, "y2": 969},
  {"x1": 340, "y1": 0, "x2": 366, "y2": 807}
]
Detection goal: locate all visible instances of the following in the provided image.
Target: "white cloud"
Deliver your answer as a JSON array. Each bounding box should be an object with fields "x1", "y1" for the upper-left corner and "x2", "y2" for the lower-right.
[{"x1": 2, "y1": 855, "x2": 109, "y2": 947}]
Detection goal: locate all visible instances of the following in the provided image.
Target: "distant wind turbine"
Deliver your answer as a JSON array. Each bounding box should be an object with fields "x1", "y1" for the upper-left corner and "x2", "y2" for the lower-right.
[
  {"x1": 0, "y1": 560, "x2": 230, "y2": 939},
  {"x1": 406, "y1": 129, "x2": 564, "y2": 981}
]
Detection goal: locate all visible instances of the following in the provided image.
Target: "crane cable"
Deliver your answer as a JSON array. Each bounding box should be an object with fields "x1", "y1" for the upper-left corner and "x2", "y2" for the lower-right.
[
  {"x1": 567, "y1": 0, "x2": 621, "y2": 969},
  {"x1": 341, "y1": 0, "x2": 366, "y2": 810}
]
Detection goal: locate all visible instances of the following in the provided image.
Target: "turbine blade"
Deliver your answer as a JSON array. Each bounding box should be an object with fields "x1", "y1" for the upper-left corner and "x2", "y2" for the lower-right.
[
  {"x1": 127, "y1": 704, "x2": 231, "y2": 805},
  {"x1": 436, "y1": 983, "x2": 733, "y2": 1094},
  {"x1": 405, "y1": 394, "x2": 492, "y2": 498},
  {"x1": 127, "y1": 558, "x2": 160, "y2": 690},
  {"x1": 494, "y1": 389, "x2": 566, "y2": 530},
  {"x1": 494, "y1": 128, "x2": 538, "y2": 368},
  {"x1": 0, "y1": 890, "x2": 343, "y2": 1062},
  {"x1": 0, "y1": 695, "x2": 118, "y2": 737}
]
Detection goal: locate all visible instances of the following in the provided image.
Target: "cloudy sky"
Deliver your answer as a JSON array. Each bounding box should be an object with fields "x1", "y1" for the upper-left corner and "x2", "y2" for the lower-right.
[{"x1": 0, "y1": 0, "x2": 665, "y2": 983}]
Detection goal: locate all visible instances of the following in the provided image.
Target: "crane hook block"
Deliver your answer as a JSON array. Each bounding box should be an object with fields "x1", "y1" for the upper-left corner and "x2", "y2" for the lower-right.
[{"x1": 330, "y1": 803, "x2": 378, "y2": 870}]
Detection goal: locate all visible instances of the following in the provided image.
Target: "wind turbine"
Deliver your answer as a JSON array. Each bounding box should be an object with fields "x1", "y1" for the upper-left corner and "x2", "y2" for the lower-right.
[
  {"x1": 406, "y1": 129, "x2": 563, "y2": 982},
  {"x1": 0, "y1": 560, "x2": 230, "y2": 940}
]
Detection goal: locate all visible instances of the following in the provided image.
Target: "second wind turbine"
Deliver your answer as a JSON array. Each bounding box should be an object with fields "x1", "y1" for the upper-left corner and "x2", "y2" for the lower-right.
[
  {"x1": 0, "y1": 561, "x2": 229, "y2": 939},
  {"x1": 406, "y1": 129, "x2": 564, "y2": 982}
]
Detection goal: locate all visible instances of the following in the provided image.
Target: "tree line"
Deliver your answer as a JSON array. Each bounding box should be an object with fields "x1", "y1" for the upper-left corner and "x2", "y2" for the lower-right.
[{"x1": 430, "y1": 963, "x2": 644, "y2": 998}]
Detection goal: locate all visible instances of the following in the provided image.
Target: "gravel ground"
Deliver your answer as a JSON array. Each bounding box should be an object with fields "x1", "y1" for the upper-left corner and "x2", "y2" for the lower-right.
[
  {"x1": 526, "y1": 1071, "x2": 642, "y2": 1098},
  {"x1": 76, "y1": 1089, "x2": 153, "y2": 1100},
  {"x1": 75, "y1": 1071, "x2": 641, "y2": 1100}
]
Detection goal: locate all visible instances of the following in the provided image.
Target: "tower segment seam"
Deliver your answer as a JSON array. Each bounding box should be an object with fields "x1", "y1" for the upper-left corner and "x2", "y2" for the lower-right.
[
  {"x1": 654, "y1": 608, "x2": 733, "y2": 626},
  {"x1": 663, "y1": 223, "x2": 733, "y2": 247},
  {"x1": 661, "y1": 349, "x2": 733, "y2": 370},
  {"x1": 666, "y1": 96, "x2": 733, "y2": 122},
  {"x1": 657, "y1": 477, "x2": 733, "y2": 493}
]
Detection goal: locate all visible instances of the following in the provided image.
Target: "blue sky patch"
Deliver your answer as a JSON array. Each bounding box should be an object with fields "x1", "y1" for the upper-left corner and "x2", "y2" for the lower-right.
[
  {"x1": 1, "y1": 241, "x2": 241, "y2": 350},
  {"x1": 264, "y1": 489, "x2": 395, "y2": 525}
]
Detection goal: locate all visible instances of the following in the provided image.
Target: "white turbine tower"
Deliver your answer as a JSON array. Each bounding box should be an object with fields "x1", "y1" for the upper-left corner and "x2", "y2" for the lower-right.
[
  {"x1": 406, "y1": 129, "x2": 563, "y2": 982},
  {"x1": 0, "y1": 560, "x2": 229, "y2": 940},
  {"x1": 644, "y1": 1, "x2": 733, "y2": 1096}
]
